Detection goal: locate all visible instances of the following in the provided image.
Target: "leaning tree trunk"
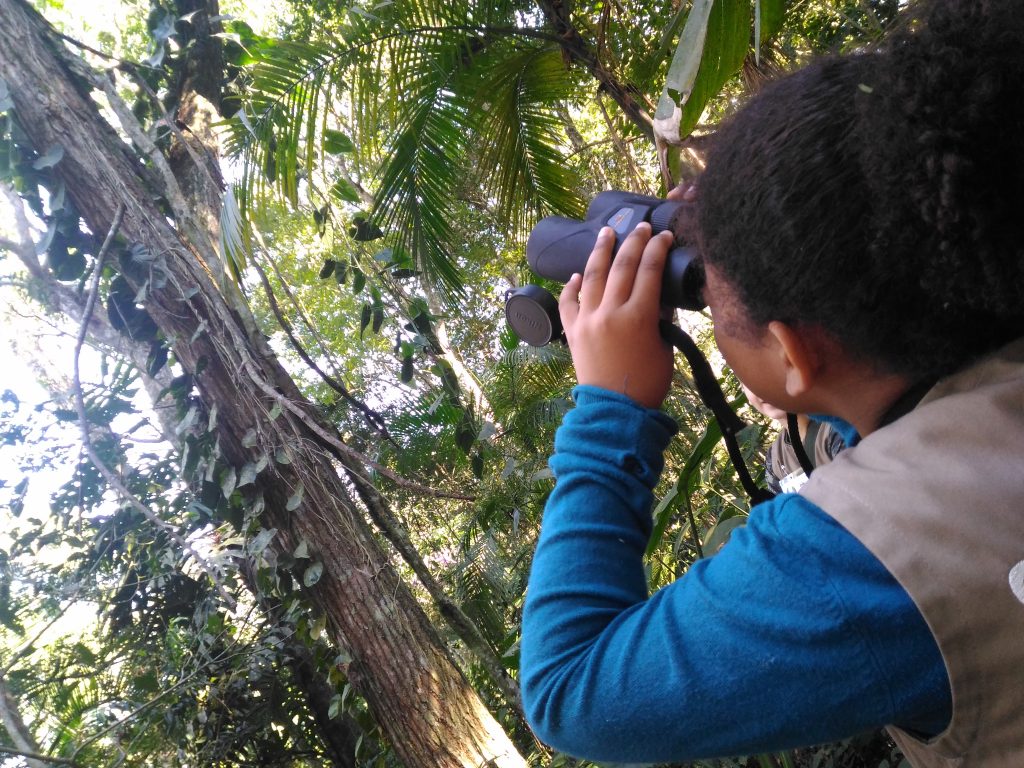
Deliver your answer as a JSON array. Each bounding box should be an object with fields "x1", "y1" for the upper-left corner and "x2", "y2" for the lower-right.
[{"x1": 0, "y1": 2, "x2": 526, "y2": 766}]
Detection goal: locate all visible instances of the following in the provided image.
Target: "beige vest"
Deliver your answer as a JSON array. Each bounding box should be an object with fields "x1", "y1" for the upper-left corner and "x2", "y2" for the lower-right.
[{"x1": 800, "y1": 338, "x2": 1024, "y2": 768}]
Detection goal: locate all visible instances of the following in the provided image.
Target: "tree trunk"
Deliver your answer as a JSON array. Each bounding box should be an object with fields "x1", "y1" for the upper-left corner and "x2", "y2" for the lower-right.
[
  {"x1": 0, "y1": 677, "x2": 47, "y2": 768},
  {"x1": 0, "y1": 2, "x2": 526, "y2": 766}
]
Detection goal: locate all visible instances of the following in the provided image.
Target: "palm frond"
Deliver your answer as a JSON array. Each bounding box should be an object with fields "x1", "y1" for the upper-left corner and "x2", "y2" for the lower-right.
[
  {"x1": 227, "y1": 3, "x2": 589, "y2": 304},
  {"x1": 221, "y1": 36, "x2": 341, "y2": 214},
  {"x1": 470, "y1": 45, "x2": 587, "y2": 234},
  {"x1": 370, "y1": 80, "x2": 472, "y2": 299}
]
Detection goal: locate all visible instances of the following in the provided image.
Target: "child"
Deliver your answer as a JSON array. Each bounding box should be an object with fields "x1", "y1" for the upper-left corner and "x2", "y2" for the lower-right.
[{"x1": 520, "y1": 1, "x2": 1024, "y2": 766}]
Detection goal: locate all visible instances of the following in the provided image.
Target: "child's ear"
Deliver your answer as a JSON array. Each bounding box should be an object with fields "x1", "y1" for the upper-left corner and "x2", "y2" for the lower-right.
[{"x1": 767, "y1": 321, "x2": 820, "y2": 397}]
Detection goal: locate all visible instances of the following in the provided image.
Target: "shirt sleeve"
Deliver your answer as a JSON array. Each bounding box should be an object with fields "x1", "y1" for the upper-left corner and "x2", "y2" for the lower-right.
[{"x1": 520, "y1": 386, "x2": 950, "y2": 765}]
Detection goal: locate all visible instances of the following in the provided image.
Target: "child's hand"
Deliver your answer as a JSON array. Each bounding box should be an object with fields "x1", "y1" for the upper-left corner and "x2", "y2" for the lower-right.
[{"x1": 559, "y1": 223, "x2": 675, "y2": 410}]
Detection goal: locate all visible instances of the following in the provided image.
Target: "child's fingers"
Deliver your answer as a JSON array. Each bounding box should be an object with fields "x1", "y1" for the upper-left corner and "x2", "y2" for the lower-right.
[
  {"x1": 559, "y1": 273, "x2": 583, "y2": 332},
  {"x1": 604, "y1": 223, "x2": 652, "y2": 306},
  {"x1": 578, "y1": 227, "x2": 615, "y2": 312},
  {"x1": 628, "y1": 231, "x2": 673, "y2": 310}
]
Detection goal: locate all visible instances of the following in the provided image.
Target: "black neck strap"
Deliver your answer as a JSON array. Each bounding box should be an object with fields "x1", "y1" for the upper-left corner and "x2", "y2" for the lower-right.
[
  {"x1": 661, "y1": 322, "x2": 775, "y2": 506},
  {"x1": 878, "y1": 378, "x2": 937, "y2": 429},
  {"x1": 787, "y1": 412, "x2": 817, "y2": 477}
]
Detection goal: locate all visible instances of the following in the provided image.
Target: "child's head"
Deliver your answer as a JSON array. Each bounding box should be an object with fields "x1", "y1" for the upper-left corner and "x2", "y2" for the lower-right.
[{"x1": 696, "y1": 0, "x2": 1024, "y2": 382}]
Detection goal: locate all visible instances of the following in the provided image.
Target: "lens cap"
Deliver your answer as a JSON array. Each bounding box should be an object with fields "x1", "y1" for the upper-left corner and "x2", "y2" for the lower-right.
[{"x1": 504, "y1": 285, "x2": 563, "y2": 346}]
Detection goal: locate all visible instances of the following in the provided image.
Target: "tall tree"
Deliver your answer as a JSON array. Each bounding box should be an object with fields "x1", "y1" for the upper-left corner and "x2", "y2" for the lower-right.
[{"x1": 0, "y1": 1, "x2": 526, "y2": 765}]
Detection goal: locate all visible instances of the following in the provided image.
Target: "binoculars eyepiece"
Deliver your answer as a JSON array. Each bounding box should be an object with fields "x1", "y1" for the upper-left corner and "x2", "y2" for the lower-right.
[{"x1": 505, "y1": 191, "x2": 705, "y2": 346}]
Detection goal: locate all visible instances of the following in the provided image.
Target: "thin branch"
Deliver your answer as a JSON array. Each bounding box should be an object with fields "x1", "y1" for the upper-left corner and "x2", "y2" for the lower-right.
[
  {"x1": 68, "y1": 674, "x2": 196, "y2": 761},
  {"x1": 70, "y1": 203, "x2": 237, "y2": 609},
  {"x1": 0, "y1": 677, "x2": 49, "y2": 768},
  {"x1": 249, "y1": 255, "x2": 395, "y2": 444},
  {"x1": 536, "y1": 1, "x2": 654, "y2": 138},
  {"x1": 0, "y1": 236, "x2": 24, "y2": 254},
  {"x1": 0, "y1": 746, "x2": 76, "y2": 767},
  {"x1": 598, "y1": 93, "x2": 650, "y2": 193},
  {"x1": 118, "y1": 66, "x2": 224, "y2": 195},
  {"x1": 1, "y1": 183, "x2": 46, "y2": 280},
  {"x1": 0, "y1": 599, "x2": 77, "y2": 678},
  {"x1": 47, "y1": 24, "x2": 157, "y2": 72}
]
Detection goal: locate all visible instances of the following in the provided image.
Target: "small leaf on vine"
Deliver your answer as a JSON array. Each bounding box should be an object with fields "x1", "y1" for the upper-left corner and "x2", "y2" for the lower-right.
[
  {"x1": 286, "y1": 483, "x2": 304, "y2": 511},
  {"x1": 303, "y1": 561, "x2": 324, "y2": 587},
  {"x1": 359, "y1": 304, "x2": 371, "y2": 337}
]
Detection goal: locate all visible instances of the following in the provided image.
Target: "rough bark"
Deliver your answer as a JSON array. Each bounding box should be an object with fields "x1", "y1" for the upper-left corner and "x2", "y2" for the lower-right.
[
  {"x1": 3, "y1": 193, "x2": 368, "y2": 767},
  {"x1": 0, "y1": 2, "x2": 526, "y2": 766}
]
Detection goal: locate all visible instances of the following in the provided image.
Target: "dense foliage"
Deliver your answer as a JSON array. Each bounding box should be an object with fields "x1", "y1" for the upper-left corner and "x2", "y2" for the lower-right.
[{"x1": 1, "y1": 0, "x2": 906, "y2": 766}]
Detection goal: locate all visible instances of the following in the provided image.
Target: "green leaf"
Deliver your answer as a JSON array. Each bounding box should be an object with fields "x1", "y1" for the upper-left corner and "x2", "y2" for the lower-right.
[
  {"x1": 645, "y1": 418, "x2": 723, "y2": 558},
  {"x1": 678, "y1": 0, "x2": 751, "y2": 138},
  {"x1": 303, "y1": 561, "x2": 323, "y2": 587},
  {"x1": 219, "y1": 185, "x2": 249, "y2": 282},
  {"x1": 331, "y1": 178, "x2": 361, "y2": 204},
  {"x1": 47, "y1": 234, "x2": 86, "y2": 281},
  {"x1": 400, "y1": 354, "x2": 414, "y2": 384},
  {"x1": 334, "y1": 260, "x2": 349, "y2": 285},
  {"x1": 318, "y1": 258, "x2": 336, "y2": 279},
  {"x1": 324, "y1": 128, "x2": 355, "y2": 154},
  {"x1": 133, "y1": 672, "x2": 160, "y2": 693},
  {"x1": 32, "y1": 144, "x2": 64, "y2": 169},
  {"x1": 238, "y1": 461, "x2": 259, "y2": 487},
  {"x1": 655, "y1": 0, "x2": 751, "y2": 141},
  {"x1": 0, "y1": 601, "x2": 23, "y2": 632},
  {"x1": 313, "y1": 204, "x2": 329, "y2": 236},
  {"x1": 286, "y1": 483, "x2": 304, "y2": 511},
  {"x1": 756, "y1": 0, "x2": 787, "y2": 49},
  {"x1": 656, "y1": 0, "x2": 714, "y2": 121},
  {"x1": 73, "y1": 642, "x2": 97, "y2": 665},
  {"x1": 146, "y1": 342, "x2": 169, "y2": 377},
  {"x1": 703, "y1": 514, "x2": 747, "y2": 556},
  {"x1": 351, "y1": 267, "x2": 366, "y2": 295},
  {"x1": 348, "y1": 213, "x2": 383, "y2": 242},
  {"x1": 328, "y1": 692, "x2": 342, "y2": 720},
  {"x1": 309, "y1": 613, "x2": 327, "y2": 640},
  {"x1": 106, "y1": 276, "x2": 160, "y2": 341},
  {"x1": 175, "y1": 405, "x2": 199, "y2": 435},
  {"x1": 359, "y1": 304, "x2": 372, "y2": 337},
  {"x1": 249, "y1": 527, "x2": 277, "y2": 555},
  {"x1": 220, "y1": 467, "x2": 238, "y2": 498},
  {"x1": 293, "y1": 539, "x2": 310, "y2": 559}
]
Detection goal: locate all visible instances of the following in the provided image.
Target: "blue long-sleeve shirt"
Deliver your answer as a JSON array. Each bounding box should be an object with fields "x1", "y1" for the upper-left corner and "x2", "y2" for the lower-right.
[{"x1": 520, "y1": 386, "x2": 951, "y2": 764}]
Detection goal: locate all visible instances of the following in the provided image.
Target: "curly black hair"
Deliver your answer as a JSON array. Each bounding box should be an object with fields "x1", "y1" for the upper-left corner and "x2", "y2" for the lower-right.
[{"x1": 696, "y1": 0, "x2": 1024, "y2": 380}]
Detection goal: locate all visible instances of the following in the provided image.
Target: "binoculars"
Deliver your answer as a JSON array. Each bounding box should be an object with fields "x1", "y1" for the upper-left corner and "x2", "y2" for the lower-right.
[{"x1": 505, "y1": 191, "x2": 705, "y2": 346}]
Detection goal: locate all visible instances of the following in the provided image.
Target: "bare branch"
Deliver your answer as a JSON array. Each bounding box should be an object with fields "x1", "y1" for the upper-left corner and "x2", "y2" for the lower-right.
[
  {"x1": 0, "y1": 677, "x2": 51, "y2": 768},
  {"x1": 249, "y1": 254, "x2": 395, "y2": 444},
  {"x1": 0, "y1": 746, "x2": 75, "y2": 767},
  {"x1": 1, "y1": 183, "x2": 46, "y2": 280}
]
